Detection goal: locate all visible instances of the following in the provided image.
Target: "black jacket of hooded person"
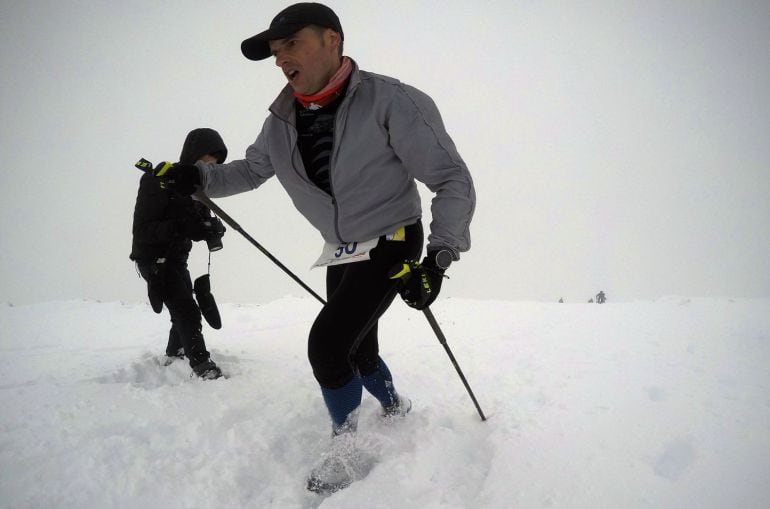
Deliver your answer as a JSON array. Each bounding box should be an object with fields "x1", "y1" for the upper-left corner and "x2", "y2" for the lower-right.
[{"x1": 130, "y1": 128, "x2": 227, "y2": 262}]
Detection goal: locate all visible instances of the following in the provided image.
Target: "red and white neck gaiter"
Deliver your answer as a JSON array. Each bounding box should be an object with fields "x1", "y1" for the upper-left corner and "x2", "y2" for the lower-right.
[{"x1": 293, "y1": 56, "x2": 353, "y2": 110}]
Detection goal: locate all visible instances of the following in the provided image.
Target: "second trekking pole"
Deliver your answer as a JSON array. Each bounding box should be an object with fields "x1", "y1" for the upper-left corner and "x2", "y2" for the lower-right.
[
  {"x1": 388, "y1": 262, "x2": 487, "y2": 421},
  {"x1": 422, "y1": 306, "x2": 487, "y2": 421},
  {"x1": 193, "y1": 192, "x2": 326, "y2": 306}
]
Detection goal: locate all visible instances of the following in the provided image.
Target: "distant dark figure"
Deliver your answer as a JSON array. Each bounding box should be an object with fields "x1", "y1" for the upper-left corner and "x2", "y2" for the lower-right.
[
  {"x1": 596, "y1": 291, "x2": 606, "y2": 304},
  {"x1": 558, "y1": 298, "x2": 564, "y2": 303},
  {"x1": 588, "y1": 298, "x2": 594, "y2": 303}
]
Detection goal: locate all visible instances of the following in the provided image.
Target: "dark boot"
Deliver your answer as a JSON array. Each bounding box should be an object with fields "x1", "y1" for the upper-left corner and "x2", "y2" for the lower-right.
[{"x1": 191, "y1": 359, "x2": 223, "y2": 380}]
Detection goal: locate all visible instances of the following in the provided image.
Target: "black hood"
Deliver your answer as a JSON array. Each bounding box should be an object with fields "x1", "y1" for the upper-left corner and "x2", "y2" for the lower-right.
[{"x1": 179, "y1": 128, "x2": 228, "y2": 164}]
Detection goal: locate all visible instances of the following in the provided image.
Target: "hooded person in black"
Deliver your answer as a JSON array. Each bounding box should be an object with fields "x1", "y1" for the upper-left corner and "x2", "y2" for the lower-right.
[{"x1": 130, "y1": 128, "x2": 228, "y2": 379}]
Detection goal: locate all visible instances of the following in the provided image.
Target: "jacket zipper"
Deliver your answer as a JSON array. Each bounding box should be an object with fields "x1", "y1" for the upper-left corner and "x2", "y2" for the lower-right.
[
  {"x1": 329, "y1": 118, "x2": 342, "y2": 243},
  {"x1": 274, "y1": 105, "x2": 344, "y2": 243},
  {"x1": 329, "y1": 82, "x2": 356, "y2": 244}
]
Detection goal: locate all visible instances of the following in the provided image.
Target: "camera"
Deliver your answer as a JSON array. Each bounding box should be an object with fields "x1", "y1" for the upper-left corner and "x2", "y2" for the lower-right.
[
  {"x1": 193, "y1": 204, "x2": 226, "y2": 252},
  {"x1": 202, "y1": 216, "x2": 225, "y2": 252}
]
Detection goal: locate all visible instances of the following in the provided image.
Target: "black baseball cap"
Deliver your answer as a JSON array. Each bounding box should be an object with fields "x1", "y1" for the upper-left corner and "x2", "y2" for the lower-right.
[{"x1": 241, "y1": 3, "x2": 344, "y2": 61}]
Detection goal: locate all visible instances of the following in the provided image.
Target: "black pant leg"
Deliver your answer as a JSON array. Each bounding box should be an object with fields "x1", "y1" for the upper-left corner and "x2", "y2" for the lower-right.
[
  {"x1": 309, "y1": 222, "x2": 423, "y2": 388},
  {"x1": 166, "y1": 327, "x2": 183, "y2": 356},
  {"x1": 160, "y1": 261, "x2": 210, "y2": 366}
]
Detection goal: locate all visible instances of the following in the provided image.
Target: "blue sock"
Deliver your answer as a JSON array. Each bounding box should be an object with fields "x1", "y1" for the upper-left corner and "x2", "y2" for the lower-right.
[
  {"x1": 320, "y1": 375, "x2": 362, "y2": 427},
  {"x1": 361, "y1": 357, "x2": 398, "y2": 408}
]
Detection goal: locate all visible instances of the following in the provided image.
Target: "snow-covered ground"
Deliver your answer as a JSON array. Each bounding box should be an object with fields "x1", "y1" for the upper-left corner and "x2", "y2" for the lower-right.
[{"x1": 1, "y1": 296, "x2": 768, "y2": 508}]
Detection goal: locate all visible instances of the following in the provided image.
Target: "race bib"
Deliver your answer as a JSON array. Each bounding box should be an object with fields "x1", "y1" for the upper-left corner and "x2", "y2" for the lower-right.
[{"x1": 311, "y1": 226, "x2": 406, "y2": 269}]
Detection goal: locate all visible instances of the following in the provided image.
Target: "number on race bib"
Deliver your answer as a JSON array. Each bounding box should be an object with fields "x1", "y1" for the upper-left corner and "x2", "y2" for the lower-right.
[{"x1": 334, "y1": 242, "x2": 359, "y2": 258}]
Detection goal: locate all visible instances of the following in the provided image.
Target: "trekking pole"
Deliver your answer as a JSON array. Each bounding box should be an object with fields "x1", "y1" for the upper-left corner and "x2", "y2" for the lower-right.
[
  {"x1": 193, "y1": 192, "x2": 326, "y2": 306},
  {"x1": 388, "y1": 262, "x2": 486, "y2": 421},
  {"x1": 422, "y1": 306, "x2": 487, "y2": 421}
]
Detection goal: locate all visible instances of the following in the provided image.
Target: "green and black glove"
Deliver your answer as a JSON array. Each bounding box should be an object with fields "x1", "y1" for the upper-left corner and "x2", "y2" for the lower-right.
[
  {"x1": 156, "y1": 162, "x2": 201, "y2": 195},
  {"x1": 390, "y1": 249, "x2": 453, "y2": 310}
]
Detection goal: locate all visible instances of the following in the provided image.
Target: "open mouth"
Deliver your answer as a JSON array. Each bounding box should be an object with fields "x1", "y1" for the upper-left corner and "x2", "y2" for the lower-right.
[{"x1": 287, "y1": 69, "x2": 299, "y2": 82}]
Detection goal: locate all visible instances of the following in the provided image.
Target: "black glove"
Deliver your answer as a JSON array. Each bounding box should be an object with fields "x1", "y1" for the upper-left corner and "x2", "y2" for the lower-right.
[
  {"x1": 194, "y1": 274, "x2": 222, "y2": 329},
  {"x1": 179, "y1": 216, "x2": 208, "y2": 241},
  {"x1": 159, "y1": 163, "x2": 200, "y2": 195},
  {"x1": 390, "y1": 251, "x2": 448, "y2": 310},
  {"x1": 137, "y1": 260, "x2": 166, "y2": 313}
]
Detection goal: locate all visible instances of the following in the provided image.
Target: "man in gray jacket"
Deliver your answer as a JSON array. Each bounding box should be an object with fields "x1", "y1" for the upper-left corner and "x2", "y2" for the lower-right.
[{"x1": 163, "y1": 2, "x2": 475, "y2": 492}]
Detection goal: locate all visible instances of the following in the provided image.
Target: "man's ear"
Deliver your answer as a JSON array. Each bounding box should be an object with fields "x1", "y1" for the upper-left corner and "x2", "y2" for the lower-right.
[{"x1": 325, "y1": 28, "x2": 341, "y2": 51}]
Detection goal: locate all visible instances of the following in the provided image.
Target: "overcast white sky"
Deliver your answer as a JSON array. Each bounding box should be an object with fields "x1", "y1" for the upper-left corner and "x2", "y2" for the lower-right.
[{"x1": 1, "y1": 0, "x2": 768, "y2": 305}]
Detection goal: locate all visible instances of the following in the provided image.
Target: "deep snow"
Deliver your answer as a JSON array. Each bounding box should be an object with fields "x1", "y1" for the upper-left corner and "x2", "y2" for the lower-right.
[{"x1": 1, "y1": 297, "x2": 769, "y2": 508}]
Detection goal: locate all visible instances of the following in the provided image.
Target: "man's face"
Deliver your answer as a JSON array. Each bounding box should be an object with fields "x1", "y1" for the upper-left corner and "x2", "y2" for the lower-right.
[{"x1": 269, "y1": 26, "x2": 341, "y2": 95}]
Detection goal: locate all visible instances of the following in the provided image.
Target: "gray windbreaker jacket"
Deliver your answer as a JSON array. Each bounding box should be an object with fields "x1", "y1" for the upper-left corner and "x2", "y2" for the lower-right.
[{"x1": 196, "y1": 60, "x2": 475, "y2": 258}]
